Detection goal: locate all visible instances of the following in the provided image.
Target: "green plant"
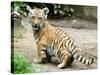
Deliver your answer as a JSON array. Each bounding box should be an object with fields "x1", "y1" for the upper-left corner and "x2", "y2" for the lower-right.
[
  {"x1": 11, "y1": 53, "x2": 33, "y2": 74},
  {"x1": 11, "y1": 1, "x2": 26, "y2": 16}
]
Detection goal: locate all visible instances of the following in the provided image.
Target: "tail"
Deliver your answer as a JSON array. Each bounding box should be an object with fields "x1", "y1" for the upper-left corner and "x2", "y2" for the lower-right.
[{"x1": 71, "y1": 46, "x2": 94, "y2": 65}]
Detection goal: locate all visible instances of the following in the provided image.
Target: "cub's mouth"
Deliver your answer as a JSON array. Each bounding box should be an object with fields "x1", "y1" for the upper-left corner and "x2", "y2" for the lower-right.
[{"x1": 32, "y1": 25, "x2": 40, "y2": 30}]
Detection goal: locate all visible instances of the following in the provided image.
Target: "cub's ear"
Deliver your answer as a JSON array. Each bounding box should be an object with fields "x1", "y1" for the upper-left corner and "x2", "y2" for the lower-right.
[{"x1": 43, "y1": 8, "x2": 49, "y2": 15}]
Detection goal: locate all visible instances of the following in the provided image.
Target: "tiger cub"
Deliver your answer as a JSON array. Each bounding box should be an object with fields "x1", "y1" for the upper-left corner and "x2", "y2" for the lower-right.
[{"x1": 27, "y1": 6, "x2": 94, "y2": 69}]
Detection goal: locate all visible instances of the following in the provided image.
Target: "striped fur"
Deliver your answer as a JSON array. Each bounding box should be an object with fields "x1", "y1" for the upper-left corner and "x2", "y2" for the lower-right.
[{"x1": 27, "y1": 6, "x2": 94, "y2": 69}]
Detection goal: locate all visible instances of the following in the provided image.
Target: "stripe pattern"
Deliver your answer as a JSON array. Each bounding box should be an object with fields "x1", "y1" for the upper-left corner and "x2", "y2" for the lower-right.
[
  {"x1": 28, "y1": 8, "x2": 94, "y2": 68},
  {"x1": 47, "y1": 26, "x2": 94, "y2": 65}
]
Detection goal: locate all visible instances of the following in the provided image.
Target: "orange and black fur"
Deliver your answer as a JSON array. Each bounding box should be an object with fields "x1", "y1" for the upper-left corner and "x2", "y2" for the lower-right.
[{"x1": 27, "y1": 6, "x2": 94, "y2": 69}]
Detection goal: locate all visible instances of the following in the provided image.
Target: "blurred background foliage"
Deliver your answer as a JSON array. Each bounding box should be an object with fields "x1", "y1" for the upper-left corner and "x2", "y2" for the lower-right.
[{"x1": 11, "y1": 1, "x2": 97, "y2": 22}]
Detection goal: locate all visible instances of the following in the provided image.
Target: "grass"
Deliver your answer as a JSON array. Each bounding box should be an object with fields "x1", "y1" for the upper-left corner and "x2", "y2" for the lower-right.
[
  {"x1": 11, "y1": 53, "x2": 33, "y2": 74},
  {"x1": 11, "y1": 53, "x2": 44, "y2": 74}
]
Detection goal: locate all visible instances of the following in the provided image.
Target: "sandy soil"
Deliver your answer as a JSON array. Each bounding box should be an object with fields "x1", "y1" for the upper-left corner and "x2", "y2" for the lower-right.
[{"x1": 13, "y1": 18, "x2": 97, "y2": 72}]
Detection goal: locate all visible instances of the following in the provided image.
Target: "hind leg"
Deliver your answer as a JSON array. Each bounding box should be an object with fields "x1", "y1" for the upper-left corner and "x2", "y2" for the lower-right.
[{"x1": 57, "y1": 53, "x2": 71, "y2": 69}]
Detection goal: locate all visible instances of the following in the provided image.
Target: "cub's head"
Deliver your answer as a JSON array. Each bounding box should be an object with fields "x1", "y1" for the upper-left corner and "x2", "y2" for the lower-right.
[{"x1": 27, "y1": 6, "x2": 49, "y2": 30}]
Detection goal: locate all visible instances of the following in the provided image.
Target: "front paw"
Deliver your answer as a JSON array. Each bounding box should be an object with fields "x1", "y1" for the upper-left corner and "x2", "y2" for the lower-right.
[{"x1": 33, "y1": 58, "x2": 42, "y2": 64}]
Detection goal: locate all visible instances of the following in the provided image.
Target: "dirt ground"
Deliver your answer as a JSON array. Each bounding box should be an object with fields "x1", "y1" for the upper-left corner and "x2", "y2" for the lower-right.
[{"x1": 13, "y1": 18, "x2": 97, "y2": 72}]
